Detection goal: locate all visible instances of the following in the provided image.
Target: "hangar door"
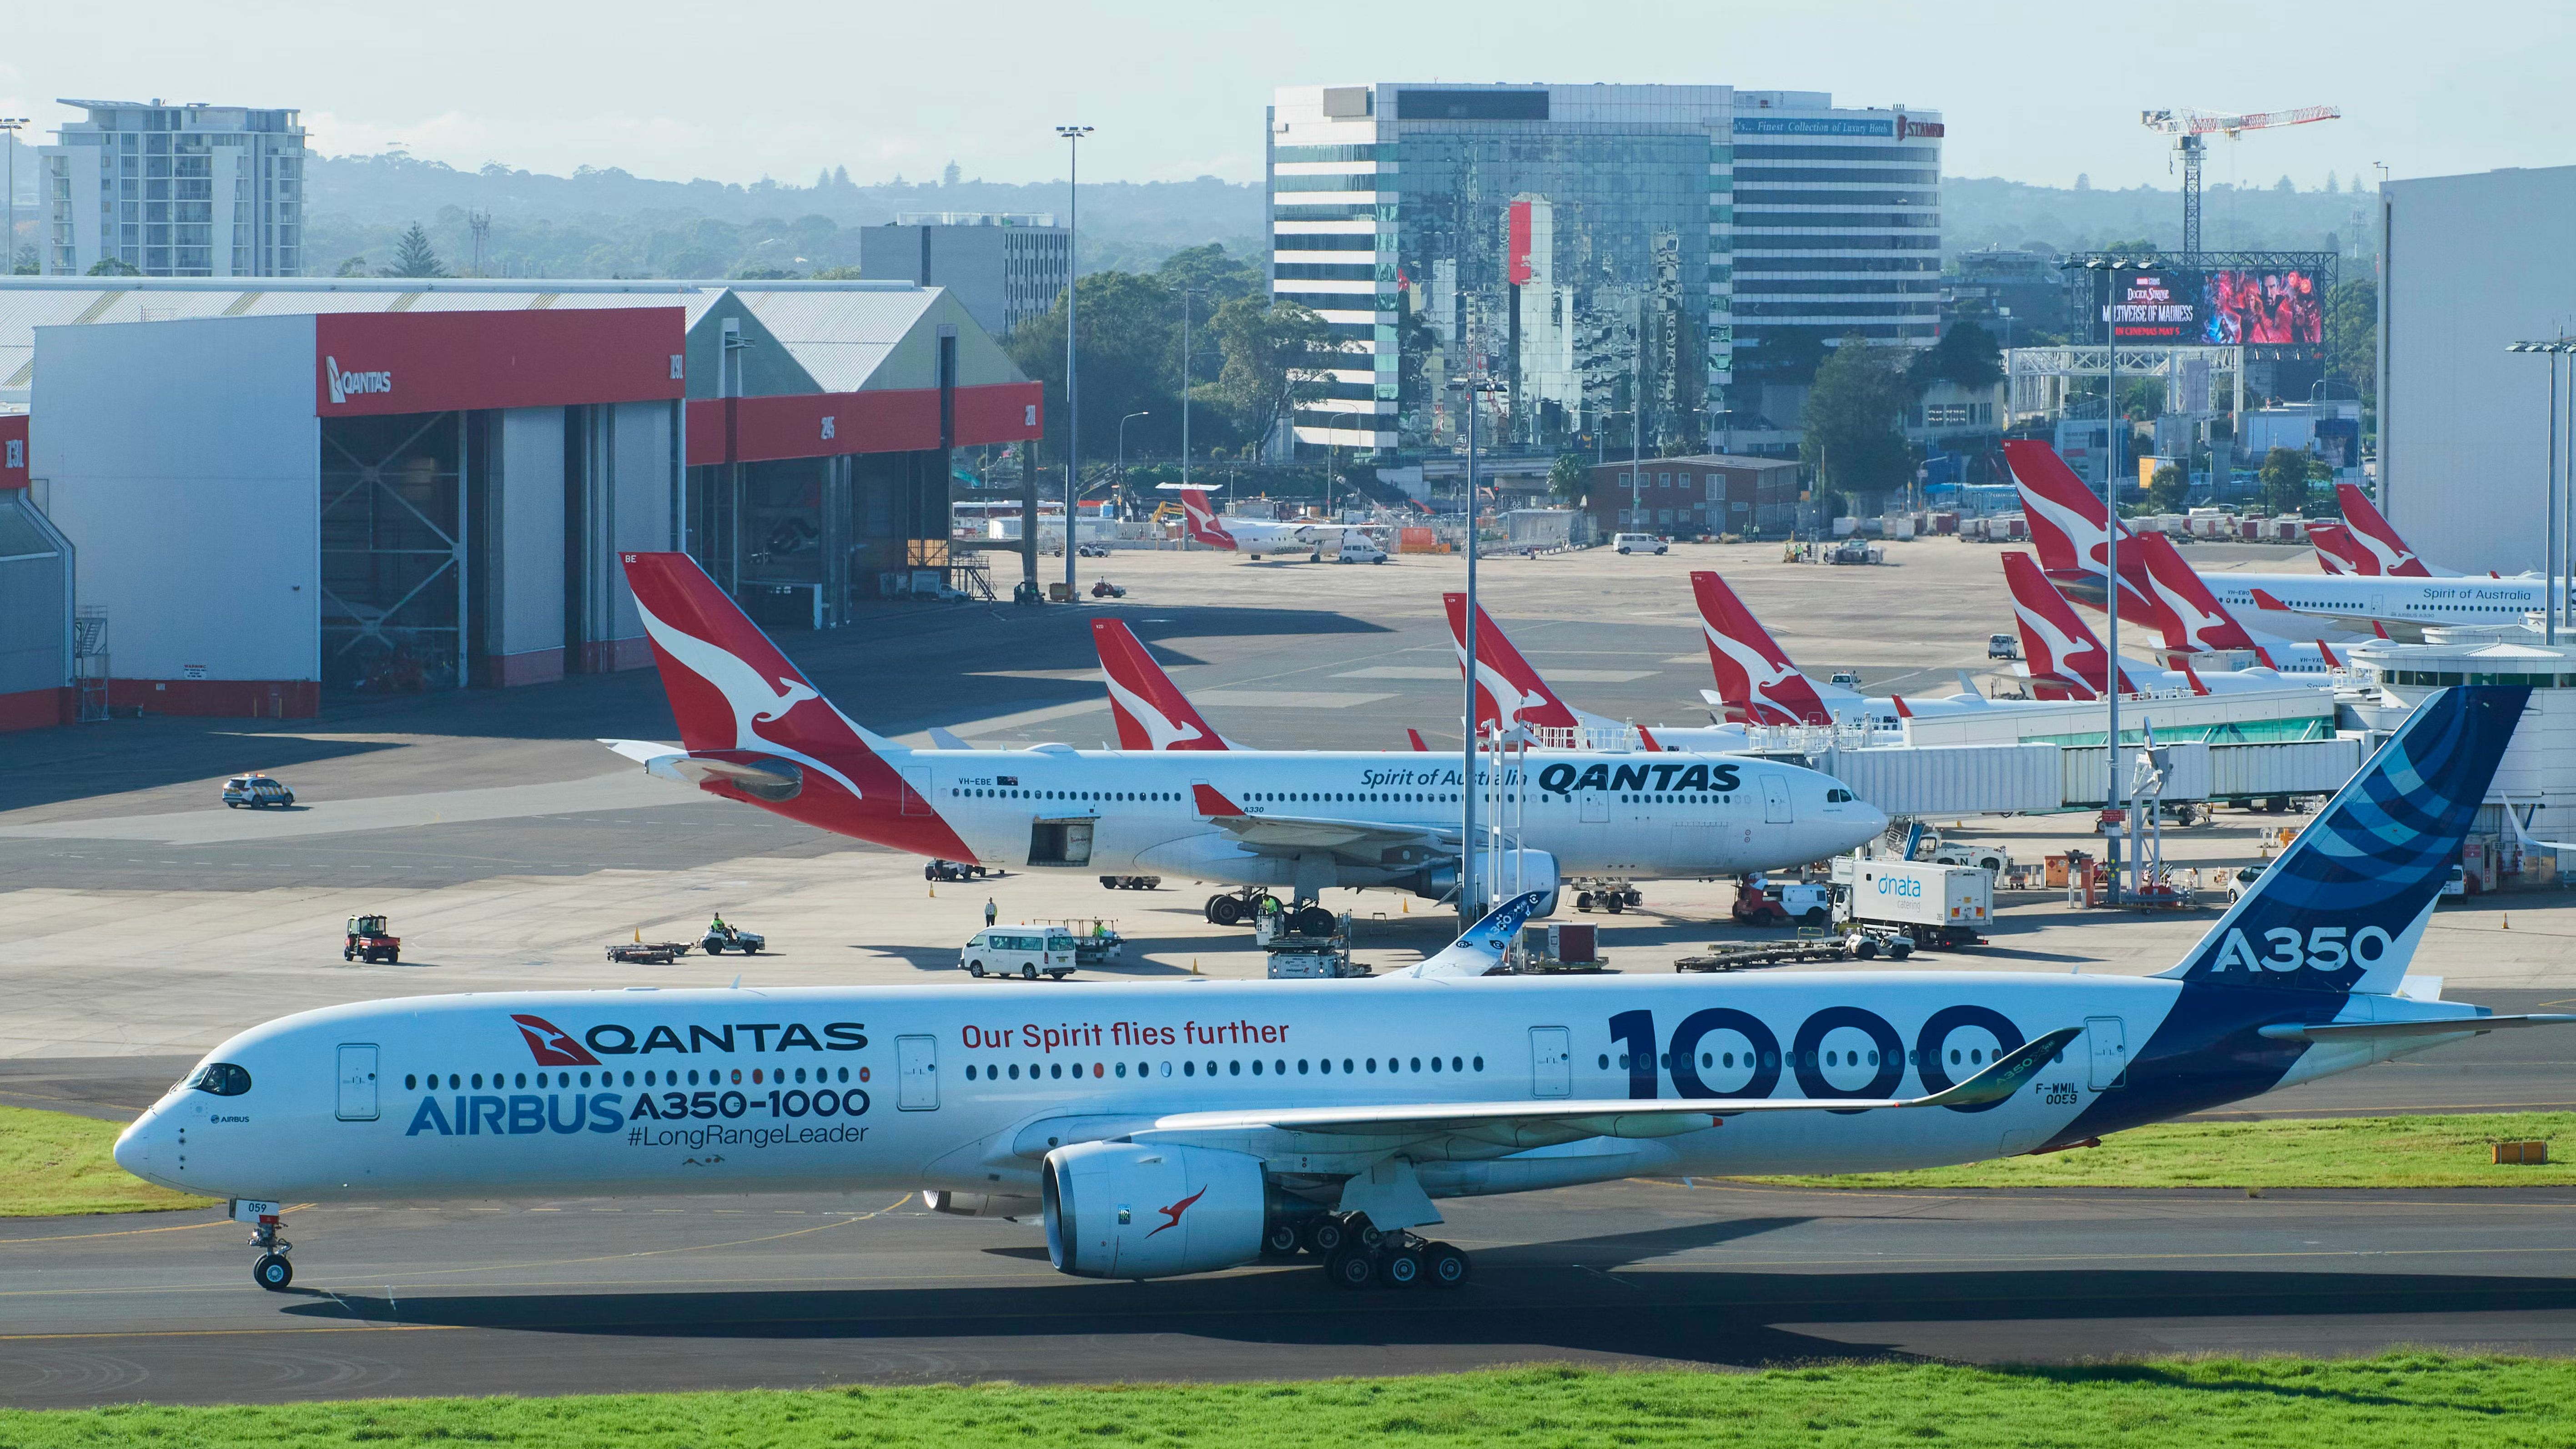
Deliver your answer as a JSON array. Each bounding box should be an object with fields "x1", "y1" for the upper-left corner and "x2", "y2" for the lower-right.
[{"x1": 321, "y1": 411, "x2": 465, "y2": 692}]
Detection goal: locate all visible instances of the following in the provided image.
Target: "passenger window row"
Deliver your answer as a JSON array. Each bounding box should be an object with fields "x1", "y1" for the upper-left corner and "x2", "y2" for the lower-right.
[
  {"x1": 951, "y1": 788, "x2": 1179, "y2": 801},
  {"x1": 1251, "y1": 791, "x2": 1456, "y2": 805},
  {"x1": 1600, "y1": 1046, "x2": 2000, "y2": 1072},
  {"x1": 406, "y1": 1066, "x2": 858, "y2": 1092},
  {"x1": 964, "y1": 1055, "x2": 1486, "y2": 1082}
]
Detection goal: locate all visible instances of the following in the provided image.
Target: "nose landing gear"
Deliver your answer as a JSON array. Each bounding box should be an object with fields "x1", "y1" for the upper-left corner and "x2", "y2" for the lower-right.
[{"x1": 247, "y1": 1210, "x2": 293, "y2": 1290}]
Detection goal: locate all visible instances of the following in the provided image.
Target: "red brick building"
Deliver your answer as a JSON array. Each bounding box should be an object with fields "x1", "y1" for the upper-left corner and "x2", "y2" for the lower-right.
[{"x1": 1584, "y1": 453, "x2": 1801, "y2": 537}]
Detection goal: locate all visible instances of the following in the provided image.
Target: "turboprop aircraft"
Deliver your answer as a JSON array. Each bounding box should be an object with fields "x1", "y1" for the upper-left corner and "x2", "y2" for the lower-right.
[
  {"x1": 1172, "y1": 487, "x2": 1385, "y2": 561},
  {"x1": 120, "y1": 685, "x2": 2568, "y2": 1293},
  {"x1": 599, "y1": 553, "x2": 1885, "y2": 929}
]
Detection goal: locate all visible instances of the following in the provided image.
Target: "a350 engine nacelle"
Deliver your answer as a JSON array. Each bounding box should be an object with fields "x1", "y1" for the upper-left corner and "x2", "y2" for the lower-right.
[{"x1": 1041, "y1": 1141, "x2": 1267, "y2": 1279}]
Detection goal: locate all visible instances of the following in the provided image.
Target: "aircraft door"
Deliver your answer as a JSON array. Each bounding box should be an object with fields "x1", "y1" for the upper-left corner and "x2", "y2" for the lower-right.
[
  {"x1": 1529, "y1": 1026, "x2": 1572, "y2": 1098},
  {"x1": 1761, "y1": 774, "x2": 1793, "y2": 824},
  {"x1": 1580, "y1": 793, "x2": 1608, "y2": 824},
  {"x1": 897, "y1": 1034, "x2": 940, "y2": 1110},
  {"x1": 335, "y1": 1044, "x2": 380, "y2": 1121},
  {"x1": 2085, "y1": 1016, "x2": 2127, "y2": 1091}
]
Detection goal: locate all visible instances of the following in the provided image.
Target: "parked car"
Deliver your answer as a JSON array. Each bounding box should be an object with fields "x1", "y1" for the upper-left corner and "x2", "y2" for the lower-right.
[
  {"x1": 961, "y1": 925, "x2": 1079, "y2": 980},
  {"x1": 222, "y1": 774, "x2": 296, "y2": 809},
  {"x1": 1612, "y1": 532, "x2": 1667, "y2": 555},
  {"x1": 1987, "y1": 633, "x2": 2018, "y2": 660}
]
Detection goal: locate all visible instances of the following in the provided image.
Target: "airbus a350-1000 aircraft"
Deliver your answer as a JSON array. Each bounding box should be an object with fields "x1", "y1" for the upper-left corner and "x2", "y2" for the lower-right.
[
  {"x1": 596, "y1": 554, "x2": 1884, "y2": 923},
  {"x1": 119, "y1": 685, "x2": 2571, "y2": 1292}
]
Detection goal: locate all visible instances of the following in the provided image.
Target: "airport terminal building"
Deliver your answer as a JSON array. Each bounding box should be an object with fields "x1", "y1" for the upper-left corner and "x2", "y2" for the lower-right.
[{"x1": 0, "y1": 278, "x2": 1038, "y2": 726}]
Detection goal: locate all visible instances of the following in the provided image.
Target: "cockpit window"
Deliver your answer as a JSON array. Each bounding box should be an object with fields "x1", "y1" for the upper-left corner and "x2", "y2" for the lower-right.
[{"x1": 186, "y1": 1062, "x2": 252, "y2": 1096}]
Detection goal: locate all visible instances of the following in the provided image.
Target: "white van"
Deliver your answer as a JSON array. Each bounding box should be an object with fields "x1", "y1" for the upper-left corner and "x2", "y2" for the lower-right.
[
  {"x1": 1612, "y1": 532, "x2": 1667, "y2": 555},
  {"x1": 961, "y1": 925, "x2": 1079, "y2": 980},
  {"x1": 1335, "y1": 533, "x2": 1388, "y2": 564}
]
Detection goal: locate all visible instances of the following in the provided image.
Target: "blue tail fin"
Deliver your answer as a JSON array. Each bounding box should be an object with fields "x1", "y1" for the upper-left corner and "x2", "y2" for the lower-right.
[
  {"x1": 2162, "y1": 685, "x2": 2526, "y2": 994},
  {"x1": 1392, "y1": 891, "x2": 1549, "y2": 979}
]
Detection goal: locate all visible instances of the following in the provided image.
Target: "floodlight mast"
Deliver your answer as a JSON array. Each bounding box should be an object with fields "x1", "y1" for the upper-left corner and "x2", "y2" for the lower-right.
[{"x1": 2140, "y1": 105, "x2": 2340, "y2": 261}]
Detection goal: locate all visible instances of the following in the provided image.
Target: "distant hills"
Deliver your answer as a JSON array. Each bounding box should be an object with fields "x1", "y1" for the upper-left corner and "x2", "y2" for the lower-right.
[{"x1": 15, "y1": 142, "x2": 2382, "y2": 281}]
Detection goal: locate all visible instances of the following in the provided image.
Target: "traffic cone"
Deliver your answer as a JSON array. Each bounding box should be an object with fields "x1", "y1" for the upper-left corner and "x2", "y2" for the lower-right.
[
  {"x1": 1192, "y1": 958, "x2": 1201, "y2": 975},
  {"x1": 634, "y1": 926, "x2": 643, "y2": 943},
  {"x1": 929, "y1": 883, "x2": 936, "y2": 898},
  {"x1": 2503, "y1": 913, "x2": 2510, "y2": 930}
]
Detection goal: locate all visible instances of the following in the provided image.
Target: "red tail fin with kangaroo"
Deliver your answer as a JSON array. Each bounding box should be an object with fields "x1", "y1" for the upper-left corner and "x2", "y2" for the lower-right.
[
  {"x1": 618, "y1": 552, "x2": 971, "y2": 860},
  {"x1": 1689, "y1": 569, "x2": 1841, "y2": 724},
  {"x1": 1177, "y1": 488, "x2": 1238, "y2": 549},
  {"x1": 2334, "y1": 482, "x2": 2435, "y2": 576},
  {"x1": 1092, "y1": 619, "x2": 1228, "y2": 750},
  {"x1": 1442, "y1": 593, "x2": 1583, "y2": 734}
]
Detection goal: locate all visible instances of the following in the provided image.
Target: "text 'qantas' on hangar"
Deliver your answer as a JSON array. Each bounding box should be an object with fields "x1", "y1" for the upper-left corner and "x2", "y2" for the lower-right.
[{"x1": 0, "y1": 278, "x2": 1039, "y2": 727}]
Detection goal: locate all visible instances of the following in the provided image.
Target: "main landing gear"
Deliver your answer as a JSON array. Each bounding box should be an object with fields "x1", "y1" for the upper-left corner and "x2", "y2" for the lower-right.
[
  {"x1": 1204, "y1": 889, "x2": 1277, "y2": 927},
  {"x1": 1290, "y1": 1212, "x2": 1471, "y2": 1291},
  {"x1": 1204, "y1": 889, "x2": 1336, "y2": 936},
  {"x1": 248, "y1": 1211, "x2": 293, "y2": 1290}
]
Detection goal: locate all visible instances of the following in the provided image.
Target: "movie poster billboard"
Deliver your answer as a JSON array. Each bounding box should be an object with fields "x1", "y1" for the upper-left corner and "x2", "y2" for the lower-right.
[
  {"x1": 2200, "y1": 268, "x2": 2322, "y2": 347},
  {"x1": 2104, "y1": 271, "x2": 2197, "y2": 342}
]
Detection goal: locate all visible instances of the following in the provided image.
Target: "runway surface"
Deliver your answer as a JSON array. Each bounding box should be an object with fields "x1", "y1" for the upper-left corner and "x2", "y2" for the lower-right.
[{"x1": 5, "y1": 1177, "x2": 2575, "y2": 1407}]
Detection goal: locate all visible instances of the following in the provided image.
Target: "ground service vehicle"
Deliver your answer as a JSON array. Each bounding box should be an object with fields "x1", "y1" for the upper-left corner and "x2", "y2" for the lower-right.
[
  {"x1": 701, "y1": 924, "x2": 765, "y2": 955},
  {"x1": 926, "y1": 860, "x2": 993, "y2": 882},
  {"x1": 962, "y1": 925, "x2": 1079, "y2": 979},
  {"x1": 1987, "y1": 633, "x2": 2018, "y2": 660},
  {"x1": 1613, "y1": 533, "x2": 1667, "y2": 555},
  {"x1": 1832, "y1": 858, "x2": 1992, "y2": 948},
  {"x1": 343, "y1": 915, "x2": 399, "y2": 964},
  {"x1": 223, "y1": 775, "x2": 296, "y2": 809},
  {"x1": 115, "y1": 688, "x2": 2576, "y2": 1294},
  {"x1": 1731, "y1": 876, "x2": 1831, "y2": 927}
]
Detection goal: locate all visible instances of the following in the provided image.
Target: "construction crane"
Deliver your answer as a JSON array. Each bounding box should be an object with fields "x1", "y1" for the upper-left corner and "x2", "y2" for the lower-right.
[{"x1": 2140, "y1": 105, "x2": 2341, "y2": 261}]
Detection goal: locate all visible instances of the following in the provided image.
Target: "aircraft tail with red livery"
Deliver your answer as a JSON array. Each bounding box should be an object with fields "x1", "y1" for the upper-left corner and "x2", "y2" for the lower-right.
[
  {"x1": 612, "y1": 551, "x2": 976, "y2": 860},
  {"x1": 2334, "y1": 482, "x2": 2440, "y2": 576},
  {"x1": 1177, "y1": 488, "x2": 1238, "y2": 549},
  {"x1": 1688, "y1": 569, "x2": 1859, "y2": 725},
  {"x1": 1441, "y1": 594, "x2": 1593, "y2": 736},
  {"x1": 2001, "y1": 550, "x2": 2137, "y2": 699},
  {"x1": 2001, "y1": 438, "x2": 2170, "y2": 634},
  {"x1": 1091, "y1": 619, "x2": 1232, "y2": 751}
]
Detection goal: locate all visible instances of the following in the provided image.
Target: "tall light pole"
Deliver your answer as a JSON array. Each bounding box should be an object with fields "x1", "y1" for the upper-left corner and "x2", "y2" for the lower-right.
[
  {"x1": 2508, "y1": 338, "x2": 2576, "y2": 644},
  {"x1": 2088, "y1": 255, "x2": 2150, "y2": 903},
  {"x1": 1116, "y1": 410, "x2": 1149, "y2": 523},
  {"x1": 0, "y1": 119, "x2": 27, "y2": 276},
  {"x1": 1171, "y1": 283, "x2": 1205, "y2": 492},
  {"x1": 1455, "y1": 366, "x2": 1497, "y2": 922},
  {"x1": 1629, "y1": 336, "x2": 1645, "y2": 533},
  {"x1": 1056, "y1": 125, "x2": 1092, "y2": 601}
]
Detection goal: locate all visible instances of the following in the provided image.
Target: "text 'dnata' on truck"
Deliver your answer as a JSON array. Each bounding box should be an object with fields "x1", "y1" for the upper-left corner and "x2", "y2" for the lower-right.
[{"x1": 1832, "y1": 859, "x2": 1992, "y2": 950}]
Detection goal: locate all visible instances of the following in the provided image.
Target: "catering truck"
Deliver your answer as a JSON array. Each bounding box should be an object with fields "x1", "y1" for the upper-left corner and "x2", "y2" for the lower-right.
[{"x1": 1830, "y1": 857, "x2": 1992, "y2": 949}]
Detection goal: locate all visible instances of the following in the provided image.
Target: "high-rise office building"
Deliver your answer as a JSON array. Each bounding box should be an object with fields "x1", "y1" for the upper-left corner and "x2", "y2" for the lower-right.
[
  {"x1": 1266, "y1": 83, "x2": 1942, "y2": 453},
  {"x1": 40, "y1": 99, "x2": 306, "y2": 277},
  {"x1": 859, "y1": 213, "x2": 1069, "y2": 340}
]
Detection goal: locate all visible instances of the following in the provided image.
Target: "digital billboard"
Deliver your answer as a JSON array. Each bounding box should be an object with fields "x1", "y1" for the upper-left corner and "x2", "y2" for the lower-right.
[
  {"x1": 2200, "y1": 267, "x2": 2323, "y2": 347},
  {"x1": 2105, "y1": 272, "x2": 2197, "y2": 342},
  {"x1": 2094, "y1": 265, "x2": 2326, "y2": 350}
]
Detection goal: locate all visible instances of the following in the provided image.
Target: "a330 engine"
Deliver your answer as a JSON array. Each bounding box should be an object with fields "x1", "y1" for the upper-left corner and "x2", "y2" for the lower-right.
[{"x1": 1041, "y1": 1141, "x2": 1272, "y2": 1279}]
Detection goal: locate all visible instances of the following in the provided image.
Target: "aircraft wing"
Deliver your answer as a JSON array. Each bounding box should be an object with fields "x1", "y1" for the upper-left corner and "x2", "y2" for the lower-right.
[
  {"x1": 2246, "y1": 588, "x2": 2427, "y2": 643},
  {"x1": 1133, "y1": 1028, "x2": 2079, "y2": 1161},
  {"x1": 1190, "y1": 784, "x2": 1457, "y2": 856}
]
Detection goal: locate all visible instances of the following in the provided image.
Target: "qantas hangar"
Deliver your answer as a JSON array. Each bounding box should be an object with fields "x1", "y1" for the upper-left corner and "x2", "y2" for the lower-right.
[{"x1": 0, "y1": 277, "x2": 1039, "y2": 726}]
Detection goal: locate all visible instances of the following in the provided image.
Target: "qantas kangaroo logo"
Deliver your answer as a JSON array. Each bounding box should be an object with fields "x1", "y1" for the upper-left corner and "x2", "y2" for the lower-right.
[
  {"x1": 1179, "y1": 490, "x2": 1237, "y2": 548},
  {"x1": 1701, "y1": 620, "x2": 1827, "y2": 724},
  {"x1": 1104, "y1": 674, "x2": 1208, "y2": 750},
  {"x1": 512, "y1": 1014, "x2": 604, "y2": 1067},
  {"x1": 1145, "y1": 1186, "x2": 1208, "y2": 1238},
  {"x1": 632, "y1": 595, "x2": 823, "y2": 749}
]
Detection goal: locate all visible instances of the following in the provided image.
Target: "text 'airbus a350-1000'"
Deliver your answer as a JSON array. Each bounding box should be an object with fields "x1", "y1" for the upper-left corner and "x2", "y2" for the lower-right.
[
  {"x1": 119, "y1": 670, "x2": 2571, "y2": 1290},
  {"x1": 591, "y1": 554, "x2": 1886, "y2": 913}
]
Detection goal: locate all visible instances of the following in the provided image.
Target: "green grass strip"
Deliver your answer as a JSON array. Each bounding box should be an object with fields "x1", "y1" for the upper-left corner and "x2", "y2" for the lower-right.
[
  {"x1": 0, "y1": 1102, "x2": 215, "y2": 1217},
  {"x1": 1742, "y1": 1111, "x2": 2576, "y2": 1189},
  {"x1": 4, "y1": 1355, "x2": 2571, "y2": 1447}
]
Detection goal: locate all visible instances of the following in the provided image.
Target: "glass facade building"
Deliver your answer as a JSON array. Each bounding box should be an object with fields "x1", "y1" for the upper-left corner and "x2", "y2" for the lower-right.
[{"x1": 1267, "y1": 84, "x2": 1942, "y2": 453}]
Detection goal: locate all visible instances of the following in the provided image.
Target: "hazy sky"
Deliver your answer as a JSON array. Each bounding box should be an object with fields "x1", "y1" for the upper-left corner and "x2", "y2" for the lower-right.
[{"x1": 3, "y1": 0, "x2": 2564, "y2": 191}]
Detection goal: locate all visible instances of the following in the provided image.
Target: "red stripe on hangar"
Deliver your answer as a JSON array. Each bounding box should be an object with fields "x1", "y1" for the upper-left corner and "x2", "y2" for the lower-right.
[
  {"x1": 684, "y1": 382, "x2": 1043, "y2": 467},
  {"x1": 313, "y1": 309, "x2": 689, "y2": 417}
]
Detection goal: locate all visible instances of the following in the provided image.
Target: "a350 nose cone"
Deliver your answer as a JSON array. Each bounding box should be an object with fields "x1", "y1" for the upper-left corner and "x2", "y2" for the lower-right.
[{"x1": 113, "y1": 1110, "x2": 177, "y2": 1191}]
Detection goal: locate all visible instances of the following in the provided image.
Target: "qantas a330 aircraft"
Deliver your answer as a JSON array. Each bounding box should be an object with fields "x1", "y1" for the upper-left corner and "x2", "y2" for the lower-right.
[
  {"x1": 120, "y1": 686, "x2": 2570, "y2": 1292},
  {"x1": 597, "y1": 554, "x2": 1881, "y2": 920},
  {"x1": 2001, "y1": 552, "x2": 2321, "y2": 700}
]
